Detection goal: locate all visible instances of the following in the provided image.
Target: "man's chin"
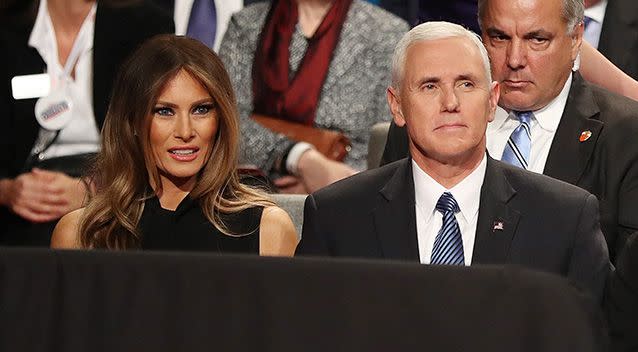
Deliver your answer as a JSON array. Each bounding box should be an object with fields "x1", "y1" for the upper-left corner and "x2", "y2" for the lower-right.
[{"x1": 499, "y1": 94, "x2": 539, "y2": 112}]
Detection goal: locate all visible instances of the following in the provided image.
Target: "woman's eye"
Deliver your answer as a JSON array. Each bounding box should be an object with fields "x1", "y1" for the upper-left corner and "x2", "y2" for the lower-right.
[
  {"x1": 154, "y1": 107, "x2": 173, "y2": 116},
  {"x1": 193, "y1": 104, "x2": 212, "y2": 115}
]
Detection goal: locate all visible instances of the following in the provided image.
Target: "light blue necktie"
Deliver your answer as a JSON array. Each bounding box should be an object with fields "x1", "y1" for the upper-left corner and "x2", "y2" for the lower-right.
[
  {"x1": 431, "y1": 192, "x2": 465, "y2": 266},
  {"x1": 501, "y1": 111, "x2": 533, "y2": 169},
  {"x1": 187, "y1": 0, "x2": 217, "y2": 48}
]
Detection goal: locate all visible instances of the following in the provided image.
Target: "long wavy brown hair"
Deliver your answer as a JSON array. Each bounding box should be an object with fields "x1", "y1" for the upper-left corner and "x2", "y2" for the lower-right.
[{"x1": 79, "y1": 34, "x2": 273, "y2": 249}]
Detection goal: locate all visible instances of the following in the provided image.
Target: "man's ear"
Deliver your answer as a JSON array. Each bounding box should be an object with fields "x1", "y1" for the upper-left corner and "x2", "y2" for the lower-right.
[
  {"x1": 387, "y1": 86, "x2": 406, "y2": 127},
  {"x1": 488, "y1": 80, "x2": 500, "y2": 122},
  {"x1": 570, "y1": 22, "x2": 584, "y2": 61}
]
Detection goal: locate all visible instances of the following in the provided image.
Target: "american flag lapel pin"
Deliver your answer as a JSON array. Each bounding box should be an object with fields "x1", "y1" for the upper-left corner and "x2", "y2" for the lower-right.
[{"x1": 492, "y1": 220, "x2": 504, "y2": 232}]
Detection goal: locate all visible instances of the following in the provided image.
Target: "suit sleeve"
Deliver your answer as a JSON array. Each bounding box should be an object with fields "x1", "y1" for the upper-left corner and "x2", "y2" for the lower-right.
[
  {"x1": 616, "y1": 156, "x2": 638, "y2": 261},
  {"x1": 295, "y1": 194, "x2": 330, "y2": 256},
  {"x1": 606, "y1": 232, "x2": 638, "y2": 351},
  {"x1": 568, "y1": 194, "x2": 611, "y2": 302}
]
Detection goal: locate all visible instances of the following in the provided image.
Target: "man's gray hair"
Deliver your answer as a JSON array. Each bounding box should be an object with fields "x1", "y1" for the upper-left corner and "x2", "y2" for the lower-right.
[
  {"x1": 390, "y1": 21, "x2": 492, "y2": 90},
  {"x1": 477, "y1": 0, "x2": 584, "y2": 34}
]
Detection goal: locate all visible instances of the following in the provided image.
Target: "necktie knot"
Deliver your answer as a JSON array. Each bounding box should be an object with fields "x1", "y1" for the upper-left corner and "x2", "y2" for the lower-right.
[
  {"x1": 514, "y1": 111, "x2": 533, "y2": 126},
  {"x1": 435, "y1": 192, "x2": 460, "y2": 215}
]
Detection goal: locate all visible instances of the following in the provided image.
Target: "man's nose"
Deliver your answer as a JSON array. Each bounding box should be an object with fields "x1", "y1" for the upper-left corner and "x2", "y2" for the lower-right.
[
  {"x1": 441, "y1": 87, "x2": 460, "y2": 112},
  {"x1": 506, "y1": 39, "x2": 527, "y2": 70}
]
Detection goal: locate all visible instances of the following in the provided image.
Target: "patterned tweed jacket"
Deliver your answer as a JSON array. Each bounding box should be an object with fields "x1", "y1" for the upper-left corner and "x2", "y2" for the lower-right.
[{"x1": 219, "y1": 1, "x2": 409, "y2": 171}]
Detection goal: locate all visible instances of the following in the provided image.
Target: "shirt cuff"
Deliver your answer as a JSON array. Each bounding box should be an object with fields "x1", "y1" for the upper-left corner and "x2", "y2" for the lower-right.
[{"x1": 286, "y1": 142, "x2": 314, "y2": 176}]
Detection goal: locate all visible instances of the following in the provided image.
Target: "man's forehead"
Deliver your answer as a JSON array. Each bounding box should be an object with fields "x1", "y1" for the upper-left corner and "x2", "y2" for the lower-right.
[{"x1": 481, "y1": 0, "x2": 567, "y2": 29}]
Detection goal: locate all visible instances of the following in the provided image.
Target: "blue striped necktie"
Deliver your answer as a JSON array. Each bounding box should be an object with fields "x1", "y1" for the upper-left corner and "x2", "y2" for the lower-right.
[
  {"x1": 431, "y1": 192, "x2": 465, "y2": 266},
  {"x1": 501, "y1": 111, "x2": 533, "y2": 169},
  {"x1": 187, "y1": 0, "x2": 217, "y2": 48}
]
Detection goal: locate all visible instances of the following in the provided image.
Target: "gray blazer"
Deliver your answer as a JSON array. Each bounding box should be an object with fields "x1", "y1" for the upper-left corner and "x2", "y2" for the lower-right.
[{"x1": 219, "y1": 1, "x2": 409, "y2": 171}]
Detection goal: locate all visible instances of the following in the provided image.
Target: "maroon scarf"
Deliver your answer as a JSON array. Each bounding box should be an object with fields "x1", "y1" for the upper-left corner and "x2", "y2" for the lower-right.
[{"x1": 252, "y1": 0, "x2": 352, "y2": 126}]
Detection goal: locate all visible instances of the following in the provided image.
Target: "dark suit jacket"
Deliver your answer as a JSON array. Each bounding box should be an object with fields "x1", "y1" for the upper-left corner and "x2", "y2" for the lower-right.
[
  {"x1": 607, "y1": 232, "x2": 638, "y2": 352},
  {"x1": 378, "y1": 0, "x2": 480, "y2": 33},
  {"x1": 297, "y1": 156, "x2": 610, "y2": 301},
  {"x1": 598, "y1": 0, "x2": 638, "y2": 80},
  {"x1": 381, "y1": 73, "x2": 638, "y2": 263},
  {"x1": 0, "y1": 1, "x2": 173, "y2": 245}
]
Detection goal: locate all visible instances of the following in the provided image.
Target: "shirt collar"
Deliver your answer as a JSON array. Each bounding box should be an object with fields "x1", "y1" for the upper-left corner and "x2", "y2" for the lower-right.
[
  {"x1": 28, "y1": 0, "x2": 55, "y2": 61},
  {"x1": 585, "y1": 0, "x2": 608, "y2": 24},
  {"x1": 490, "y1": 72, "x2": 572, "y2": 132},
  {"x1": 412, "y1": 154, "x2": 487, "y2": 224}
]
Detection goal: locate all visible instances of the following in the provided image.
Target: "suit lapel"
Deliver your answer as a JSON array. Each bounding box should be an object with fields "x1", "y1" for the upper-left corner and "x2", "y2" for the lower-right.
[
  {"x1": 373, "y1": 159, "x2": 419, "y2": 261},
  {"x1": 473, "y1": 157, "x2": 521, "y2": 264},
  {"x1": 543, "y1": 73, "x2": 603, "y2": 185},
  {"x1": 321, "y1": 2, "x2": 367, "y2": 93}
]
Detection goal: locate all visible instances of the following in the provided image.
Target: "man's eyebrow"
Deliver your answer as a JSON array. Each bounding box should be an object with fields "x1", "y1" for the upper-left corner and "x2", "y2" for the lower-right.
[
  {"x1": 457, "y1": 74, "x2": 479, "y2": 82},
  {"x1": 523, "y1": 29, "x2": 553, "y2": 39},
  {"x1": 416, "y1": 77, "x2": 440, "y2": 85},
  {"x1": 485, "y1": 27, "x2": 508, "y2": 37}
]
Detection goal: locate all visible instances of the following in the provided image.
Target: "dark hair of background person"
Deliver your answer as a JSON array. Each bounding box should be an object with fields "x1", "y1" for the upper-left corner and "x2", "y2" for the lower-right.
[{"x1": 79, "y1": 34, "x2": 274, "y2": 249}]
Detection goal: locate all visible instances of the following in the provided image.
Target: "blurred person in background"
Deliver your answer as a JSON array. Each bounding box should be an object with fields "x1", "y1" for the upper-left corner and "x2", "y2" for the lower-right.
[{"x1": 218, "y1": 0, "x2": 409, "y2": 194}]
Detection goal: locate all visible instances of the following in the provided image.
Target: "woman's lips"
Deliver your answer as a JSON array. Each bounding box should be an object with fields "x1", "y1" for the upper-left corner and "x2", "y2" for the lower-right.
[{"x1": 168, "y1": 147, "x2": 199, "y2": 161}]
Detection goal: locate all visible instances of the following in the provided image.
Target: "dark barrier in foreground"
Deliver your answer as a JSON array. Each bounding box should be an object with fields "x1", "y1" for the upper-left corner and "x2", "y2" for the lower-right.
[{"x1": 0, "y1": 248, "x2": 606, "y2": 351}]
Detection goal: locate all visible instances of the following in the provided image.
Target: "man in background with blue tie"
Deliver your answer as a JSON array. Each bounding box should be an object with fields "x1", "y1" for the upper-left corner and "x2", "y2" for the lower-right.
[
  {"x1": 380, "y1": 0, "x2": 638, "y2": 264},
  {"x1": 296, "y1": 21, "x2": 609, "y2": 301},
  {"x1": 151, "y1": 0, "x2": 258, "y2": 51}
]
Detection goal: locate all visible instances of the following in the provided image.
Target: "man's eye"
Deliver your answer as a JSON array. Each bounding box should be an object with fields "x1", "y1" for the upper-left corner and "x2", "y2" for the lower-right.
[
  {"x1": 530, "y1": 37, "x2": 548, "y2": 44},
  {"x1": 492, "y1": 35, "x2": 508, "y2": 41},
  {"x1": 423, "y1": 83, "x2": 436, "y2": 90},
  {"x1": 460, "y1": 81, "x2": 474, "y2": 88},
  {"x1": 154, "y1": 107, "x2": 173, "y2": 116}
]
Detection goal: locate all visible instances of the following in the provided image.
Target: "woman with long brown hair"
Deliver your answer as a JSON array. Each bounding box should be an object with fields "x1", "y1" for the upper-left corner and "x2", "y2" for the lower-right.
[{"x1": 51, "y1": 34, "x2": 298, "y2": 255}]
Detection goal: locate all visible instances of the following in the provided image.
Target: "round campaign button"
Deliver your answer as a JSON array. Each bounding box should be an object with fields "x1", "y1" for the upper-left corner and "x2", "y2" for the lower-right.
[{"x1": 34, "y1": 89, "x2": 74, "y2": 131}]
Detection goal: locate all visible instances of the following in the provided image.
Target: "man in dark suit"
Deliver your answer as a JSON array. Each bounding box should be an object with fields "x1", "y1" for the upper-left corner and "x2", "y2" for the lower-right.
[
  {"x1": 381, "y1": 0, "x2": 638, "y2": 264},
  {"x1": 588, "y1": 0, "x2": 638, "y2": 80},
  {"x1": 149, "y1": 0, "x2": 259, "y2": 51},
  {"x1": 378, "y1": 0, "x2": 480, "y2": 32},
  {"x1": 296, "y1": 21, "x2": 610, "y2": 301}
]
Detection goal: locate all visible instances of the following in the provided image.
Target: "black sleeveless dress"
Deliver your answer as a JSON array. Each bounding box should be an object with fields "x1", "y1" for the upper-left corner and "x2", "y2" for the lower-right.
[{"x1": 139, "y1": 196, "x2": 263, "y2": 253}]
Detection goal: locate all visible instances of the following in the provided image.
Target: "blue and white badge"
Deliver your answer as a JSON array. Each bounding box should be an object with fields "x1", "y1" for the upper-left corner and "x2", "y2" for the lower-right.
[{"x1": 34, "y1": 86, "x2": 74, "y2": 130}]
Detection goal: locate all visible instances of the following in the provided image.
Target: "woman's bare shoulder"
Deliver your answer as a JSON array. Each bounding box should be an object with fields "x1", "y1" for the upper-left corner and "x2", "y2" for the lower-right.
[
  {"x1": 50, "y1": 208, "x2": 84, "y2": 249},
  {"x1": 259, "y1": 206, "x2": 299, "y2": 257}
]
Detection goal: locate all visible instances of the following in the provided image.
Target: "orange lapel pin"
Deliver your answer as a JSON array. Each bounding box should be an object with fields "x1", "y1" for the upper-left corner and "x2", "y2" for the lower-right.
[{"x1": 579, "y1": 130, "x2": 592, "y2": 142}]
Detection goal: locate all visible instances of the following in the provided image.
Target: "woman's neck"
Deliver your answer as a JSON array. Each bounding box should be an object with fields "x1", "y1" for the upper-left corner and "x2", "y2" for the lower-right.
[
  {"x1": 47, "y1": 0, "x2": 94, "y2": 35},
  {"x1": 47, "y1": 0, "x2": 95, "y2": 69},
  {"x1": 297, "y1": 0, "x2": 333, "y2": 37},
  {"x1": 154, "y1": 175, "x2": 197, "y2": 211}
]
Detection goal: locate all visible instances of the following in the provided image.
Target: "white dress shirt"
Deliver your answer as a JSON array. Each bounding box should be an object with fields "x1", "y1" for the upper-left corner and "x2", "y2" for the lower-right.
[
  {"x1": 174, "y1": 0, "x2": 243, "y2": 51},
  {"x1": 28, "y1": 0, "x2": 100, "y2": 160},
  {"x1": 486, "y1": 73, "x2": 572, "y2": 174},
  {"x1": 413, "y1": 154, "x2": 487, "y2": 265},
  {"x1": 584, "y1": 0, "x2": 608, "y2": 49}
]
